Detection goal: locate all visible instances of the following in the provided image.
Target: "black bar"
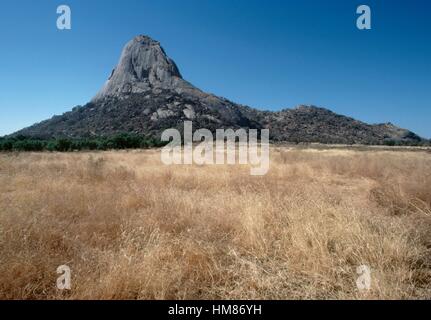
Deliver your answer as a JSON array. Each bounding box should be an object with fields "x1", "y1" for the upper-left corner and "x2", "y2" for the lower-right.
[{"x1": 1, "y1": 300, "x2": 429, "y2": 318}]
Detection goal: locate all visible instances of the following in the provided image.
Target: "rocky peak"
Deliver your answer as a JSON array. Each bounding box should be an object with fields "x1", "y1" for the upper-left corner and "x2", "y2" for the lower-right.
[
  {"x1": 92, "y1": 35, "x2": 183, "y2": 102},
  {"x1": 12, "y1": 35, "x2": 426, "y2": 146}
]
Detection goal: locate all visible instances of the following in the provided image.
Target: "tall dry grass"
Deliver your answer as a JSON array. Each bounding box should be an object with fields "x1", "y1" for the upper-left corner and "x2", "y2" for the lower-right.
[{"x1": 0, "y1": 147, "x2": 430, "y2": 299}]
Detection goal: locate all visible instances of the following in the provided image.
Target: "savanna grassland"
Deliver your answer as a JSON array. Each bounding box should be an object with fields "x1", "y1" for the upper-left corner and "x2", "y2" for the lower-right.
[{"x1": 0, "y1": 146, "x2": 430, "y2": 299}]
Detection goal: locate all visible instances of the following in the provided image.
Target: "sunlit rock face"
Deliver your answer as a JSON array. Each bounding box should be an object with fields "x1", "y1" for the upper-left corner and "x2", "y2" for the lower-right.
[{"x1": 92, "y1": 35, "x2": 184, "y2": 101}]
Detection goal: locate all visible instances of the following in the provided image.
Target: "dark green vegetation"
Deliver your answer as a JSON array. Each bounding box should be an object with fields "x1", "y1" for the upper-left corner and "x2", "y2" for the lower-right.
[{"x1": 0, "y1": 133, "x2": 166, "y2": 152}]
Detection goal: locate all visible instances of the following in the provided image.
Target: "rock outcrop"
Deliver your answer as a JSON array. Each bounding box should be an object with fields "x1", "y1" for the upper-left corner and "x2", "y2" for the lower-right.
[
  {"x1": 12, "y1": 35, "x2": 426, "y2": 145},
  {"x1": 93, "y1": 35, "x2": 183, "y2": 101}
]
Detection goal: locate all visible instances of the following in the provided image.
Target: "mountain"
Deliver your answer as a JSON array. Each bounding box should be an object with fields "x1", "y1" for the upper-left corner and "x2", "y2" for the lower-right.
[{"x1": 13, "y1": 35, "x2": 425, "y2": 145}]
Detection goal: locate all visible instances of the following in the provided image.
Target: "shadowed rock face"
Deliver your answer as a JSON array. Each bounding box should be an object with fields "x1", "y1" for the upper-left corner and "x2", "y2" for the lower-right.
[{"x1": 12, "y1": 35, "x2": 426, "y2": 145}]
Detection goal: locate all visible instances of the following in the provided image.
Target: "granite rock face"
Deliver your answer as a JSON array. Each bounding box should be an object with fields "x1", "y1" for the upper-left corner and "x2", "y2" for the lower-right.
[
  {"x1": 13, "y1": 35, "x2": 426, "y2": 145},
  {"x1": 93, "y1": 35, "x2": 184, "y2": 101}
]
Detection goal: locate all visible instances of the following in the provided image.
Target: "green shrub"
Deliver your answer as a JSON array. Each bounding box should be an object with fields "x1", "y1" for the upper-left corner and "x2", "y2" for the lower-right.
[
  {"x1": 0, "y1": 133, "x2": 171, "y2": 152},
  {"x1": 12, "y1": 140, "x2": 45, "y2": 151}
]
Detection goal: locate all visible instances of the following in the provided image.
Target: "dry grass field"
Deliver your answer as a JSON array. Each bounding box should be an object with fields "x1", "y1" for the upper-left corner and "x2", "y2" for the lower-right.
[{"x1": 0, "y1": 147, "x2": 430, "y2": 299}]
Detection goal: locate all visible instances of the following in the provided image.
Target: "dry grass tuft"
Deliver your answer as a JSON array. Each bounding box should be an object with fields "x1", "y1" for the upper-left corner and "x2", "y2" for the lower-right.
[{"x1": 0, "y1": 147, "x2": 430, "y2": 299}]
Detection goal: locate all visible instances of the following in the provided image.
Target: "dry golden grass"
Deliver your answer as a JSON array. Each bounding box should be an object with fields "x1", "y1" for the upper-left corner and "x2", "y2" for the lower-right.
[{"x1": 0, "y1": 147, "x2": 430, "y2": 299}]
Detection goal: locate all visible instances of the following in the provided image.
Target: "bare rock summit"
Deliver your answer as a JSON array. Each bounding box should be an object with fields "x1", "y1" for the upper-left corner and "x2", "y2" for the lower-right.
[{"x1": 93, "y1": 35, "x2": 184, "y2": 101}]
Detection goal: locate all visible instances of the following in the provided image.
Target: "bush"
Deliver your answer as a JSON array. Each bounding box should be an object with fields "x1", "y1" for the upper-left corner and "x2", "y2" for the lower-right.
[
  {"x1": 0, "y1": 139, "x2": 13, "y2": 151},
  {"x1": 12, "y1": 140, "x2": 45, "y2": 151},
  {"x1": 0, "y1": 134, "x2": 167, "y2": 152}
]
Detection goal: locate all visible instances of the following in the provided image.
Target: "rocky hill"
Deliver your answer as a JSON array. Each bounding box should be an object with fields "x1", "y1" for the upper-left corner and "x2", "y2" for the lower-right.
[{"x1": 13, "y1": 35, "x2": 425, "y2": 145}]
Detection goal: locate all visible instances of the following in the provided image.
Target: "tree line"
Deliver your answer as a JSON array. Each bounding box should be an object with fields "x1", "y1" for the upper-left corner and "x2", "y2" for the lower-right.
[{"x1": 0, "y1": 133, "x2": 167, "y2": 152}]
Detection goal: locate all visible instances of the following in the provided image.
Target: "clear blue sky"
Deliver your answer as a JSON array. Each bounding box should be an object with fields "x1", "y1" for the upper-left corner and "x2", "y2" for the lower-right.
[{"x1": 0, "y1": 0, "x2": 430, "y2": 137}]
